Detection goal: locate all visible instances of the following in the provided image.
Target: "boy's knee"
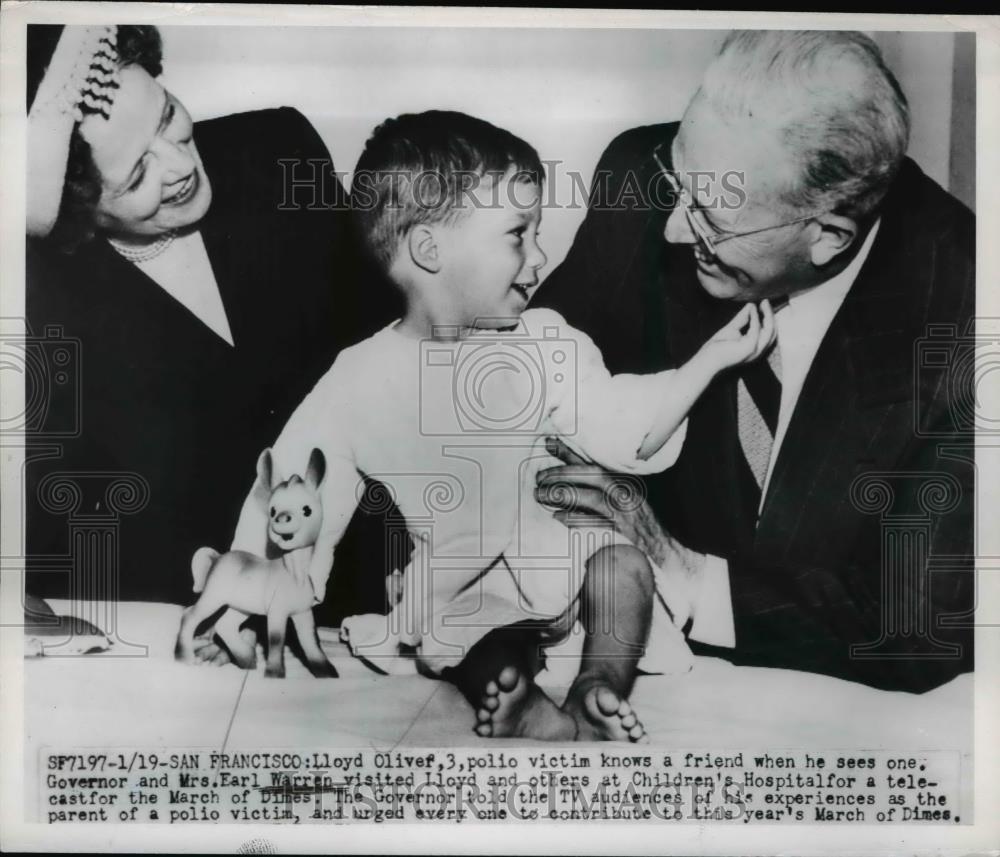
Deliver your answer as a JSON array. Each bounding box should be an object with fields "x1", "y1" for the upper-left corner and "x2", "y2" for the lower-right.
[{"x1": 587, "y1": 545, "x2": 653, "y2": 595}]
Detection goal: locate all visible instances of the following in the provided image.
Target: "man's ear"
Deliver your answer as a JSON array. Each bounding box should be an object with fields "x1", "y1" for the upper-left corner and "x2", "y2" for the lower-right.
[
  {"x1": 809, "y1": 213, "x2": 859, "y2": 267},
  {"x1": 407, "y1": 224, "x2": 442, "y2": 274}
]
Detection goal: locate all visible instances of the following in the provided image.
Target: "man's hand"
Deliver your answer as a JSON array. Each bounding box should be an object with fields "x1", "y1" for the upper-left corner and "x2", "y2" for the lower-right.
[
  {"x1": 535, "y1": 438, "x2": 666, "y2": 564},
  {"x1": 536, "y1": 437, "x2": 707, "y2": 625}
]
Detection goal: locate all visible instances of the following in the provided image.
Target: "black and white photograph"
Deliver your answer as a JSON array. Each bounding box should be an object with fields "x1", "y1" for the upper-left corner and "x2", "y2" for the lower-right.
[{"x1": 1, "y1": 4, "x2": 997, "y2": 854}]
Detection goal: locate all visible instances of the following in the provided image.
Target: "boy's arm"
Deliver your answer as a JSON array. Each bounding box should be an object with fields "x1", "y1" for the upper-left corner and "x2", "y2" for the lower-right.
[
  {"x1": 229, "y1": 368, "x2": 362, "y2": 605},
  {"x1": 300, "y1": 452, "x2": 365, "y2": 604},
  {"x1": 634, "y1": 358, "x2": 715, "y2": 462},
  {"x1": 229, "y1": 474, "x2": 273, "y2": 557},
  {"x1": 268, "y1": 401, "x2": 362, "y2": 603},
  {"x1": 637, "y1": 301, "x2": 775, "y2": 460},
  {"x1": 539, "y1": 308, "x2": 683, "y2": 474},
  {"x1": 541, "y1": 303, "x2": 767, "y2": 473},
  {"x1": 229, "y1": 375, "x2": 331, "y2": 555}
]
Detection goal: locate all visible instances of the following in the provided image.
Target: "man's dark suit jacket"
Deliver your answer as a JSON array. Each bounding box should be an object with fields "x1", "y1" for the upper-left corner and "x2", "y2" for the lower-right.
[
  {"x1": 26, "y1": 108, "x2": 404, "y2": 624},
  {"x1": 537, "y1": 122, "x2": 975, "y2": 693}
]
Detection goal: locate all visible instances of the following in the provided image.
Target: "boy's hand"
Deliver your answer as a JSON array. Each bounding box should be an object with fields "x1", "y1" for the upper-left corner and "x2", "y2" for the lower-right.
[{"x1": 702, "y1": 299, "x2": 776, "y2": 371}]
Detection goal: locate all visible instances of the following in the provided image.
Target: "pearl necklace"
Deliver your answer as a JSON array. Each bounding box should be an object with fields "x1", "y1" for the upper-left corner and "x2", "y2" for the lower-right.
[{"x1": 108, "y1": 230, "x2": 177, "y2": 264}]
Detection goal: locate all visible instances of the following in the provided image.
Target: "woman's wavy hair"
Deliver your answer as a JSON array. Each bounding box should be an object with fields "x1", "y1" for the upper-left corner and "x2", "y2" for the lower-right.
[{"x1": 30, "y1": 26, "x2": 164, "y2": 253}]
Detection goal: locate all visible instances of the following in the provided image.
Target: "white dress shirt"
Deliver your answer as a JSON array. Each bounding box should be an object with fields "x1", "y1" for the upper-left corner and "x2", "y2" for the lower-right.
[{"x1": 690, "y1": 219, "x2": 881, "y2": 648}]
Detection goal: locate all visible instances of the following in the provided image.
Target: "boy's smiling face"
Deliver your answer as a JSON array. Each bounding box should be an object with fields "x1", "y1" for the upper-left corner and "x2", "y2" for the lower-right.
[{"x1": 437, "y1": 172, "x2": 547, "y2": 330}]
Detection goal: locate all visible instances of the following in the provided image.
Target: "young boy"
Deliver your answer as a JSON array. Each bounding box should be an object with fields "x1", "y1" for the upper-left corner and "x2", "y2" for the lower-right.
[{"x1": 228, "y1": 111, "x2": 775, "y2": 742}]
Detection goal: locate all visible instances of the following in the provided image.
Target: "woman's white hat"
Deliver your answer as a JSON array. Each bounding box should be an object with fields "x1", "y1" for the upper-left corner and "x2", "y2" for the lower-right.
[{"x1": 27, "y1": 25, "x2": 121, "y2": 238}]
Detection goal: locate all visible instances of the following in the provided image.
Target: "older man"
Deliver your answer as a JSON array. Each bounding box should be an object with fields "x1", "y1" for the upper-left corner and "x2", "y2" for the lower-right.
[{"x1": 536, "y1": 30, "x2": 974, "y2": 693}]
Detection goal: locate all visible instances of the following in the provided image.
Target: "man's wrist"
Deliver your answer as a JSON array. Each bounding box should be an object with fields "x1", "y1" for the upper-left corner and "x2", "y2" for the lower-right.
[
  {"x1": 688, "y1": 554, "x2": 735, "y2": 648},
  {"x1": 633, "y1": 502, "x2": 671, "y2": 569},
  {"x1": 677, "y1": 541, "x2": 709, "y2": 581},
  {"x1": 627, "y1": 499, "x2": 708, "y2": 586}
]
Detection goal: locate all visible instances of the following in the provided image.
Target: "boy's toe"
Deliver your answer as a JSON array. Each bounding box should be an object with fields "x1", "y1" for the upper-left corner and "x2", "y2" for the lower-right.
[
  {"x1": 593, "y1": 686, "x2": 622, "y2": 717},
  {"x1": 497, "y1": 665, "x2": 521, "y2": 693}
]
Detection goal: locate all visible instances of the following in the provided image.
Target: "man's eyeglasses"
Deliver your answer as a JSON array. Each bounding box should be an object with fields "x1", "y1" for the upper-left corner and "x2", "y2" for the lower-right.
[{"x1": 652, "y1": 145, "x2": 822, "y2": 259}]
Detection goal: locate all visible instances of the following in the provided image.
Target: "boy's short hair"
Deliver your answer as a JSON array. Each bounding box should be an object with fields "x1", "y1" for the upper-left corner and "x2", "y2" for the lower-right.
[{"x1": 351, "y1": 110, "x2": 544, "y2": 273}]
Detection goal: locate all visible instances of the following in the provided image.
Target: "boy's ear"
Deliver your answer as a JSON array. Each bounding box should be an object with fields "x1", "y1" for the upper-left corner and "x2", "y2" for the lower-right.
[{"x1": 408, "y1": 224, "x2": 442, "y2": 274}]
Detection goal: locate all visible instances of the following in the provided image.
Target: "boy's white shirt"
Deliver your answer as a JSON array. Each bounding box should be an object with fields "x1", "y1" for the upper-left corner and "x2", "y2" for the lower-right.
[{"x1": 229, "y1": 307, "x2": 689, "y2": 661}]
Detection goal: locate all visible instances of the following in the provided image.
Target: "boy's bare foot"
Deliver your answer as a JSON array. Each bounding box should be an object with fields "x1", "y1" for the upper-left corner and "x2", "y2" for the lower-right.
[
  {"x1": 474, "y1": 665, "x2": 577, "y2": 740},
  {"x1": 563, "y1": 684, "x2": 649, "y2": 743}
]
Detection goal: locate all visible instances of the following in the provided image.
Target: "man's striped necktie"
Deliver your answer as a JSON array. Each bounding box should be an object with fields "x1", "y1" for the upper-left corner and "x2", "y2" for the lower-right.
[{"x1": 737, "y1": 336, "x2": 782, "y2": 512}]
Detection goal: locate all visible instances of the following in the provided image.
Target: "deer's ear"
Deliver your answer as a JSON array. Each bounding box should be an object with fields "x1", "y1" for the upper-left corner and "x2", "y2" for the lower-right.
[
  {"x1": 305, "y1": 448, "x2": 326, "y2": 490},
  {"x1": 257, "y1": 448, "x2": 275, "y2": 491}
]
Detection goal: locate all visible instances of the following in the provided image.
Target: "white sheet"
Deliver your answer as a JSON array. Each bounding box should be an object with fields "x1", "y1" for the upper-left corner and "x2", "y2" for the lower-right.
[{"x1": 25, "y1": 600, "x2": 971, "y2": 815}]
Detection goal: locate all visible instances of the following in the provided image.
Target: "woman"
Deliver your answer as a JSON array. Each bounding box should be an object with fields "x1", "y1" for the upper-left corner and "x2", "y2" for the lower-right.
[{"x1": 25, "y1": 25, "x2": 401, "y2": 625}]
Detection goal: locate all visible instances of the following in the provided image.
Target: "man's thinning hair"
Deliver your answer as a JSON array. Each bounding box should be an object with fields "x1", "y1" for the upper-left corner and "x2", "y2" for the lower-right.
[
  {"x1": 351, "y1": 110, "x2": 544, "y2": 273},
  {"x1": 700, "y1": 30, "x2": 910, "y2": 221}
]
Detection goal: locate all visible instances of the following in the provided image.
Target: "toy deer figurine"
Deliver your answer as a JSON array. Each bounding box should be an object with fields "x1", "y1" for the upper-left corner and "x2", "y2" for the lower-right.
[{"x1": 174, "y1": 448, "x2": 338, "y2": 678}]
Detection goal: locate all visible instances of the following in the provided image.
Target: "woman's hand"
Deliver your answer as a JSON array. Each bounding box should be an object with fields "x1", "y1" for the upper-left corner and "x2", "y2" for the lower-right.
[
  {"x1": 191, "y1": 626, "x2": 259, "y2": 667},
  {"x1": 340, "y1": 613, "x2": 398, "y2": 652},
  {"x1": 340, "y1": 613, "x2": 416, "y2": 675},
  {"x1": 190, "y1": 611, "x2": 262, "y2": 668}
]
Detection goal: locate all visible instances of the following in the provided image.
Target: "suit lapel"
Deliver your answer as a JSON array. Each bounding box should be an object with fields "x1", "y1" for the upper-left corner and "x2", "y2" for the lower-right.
[
  {"x1": 190, "y1": 113, "x2": 287, "y2": 352},
  {"x1": 197, "y1": 126, "x2": 252, "y2": 349},
  {"x1": 197, "y1": 205, "x2": 247, "y2": 346},
  {"x1": 81, "y1": 239, "x2": 224, "y2": 350},
  {"x1": 756, "y1": 211, "x2": 915, "y2": 554}
]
